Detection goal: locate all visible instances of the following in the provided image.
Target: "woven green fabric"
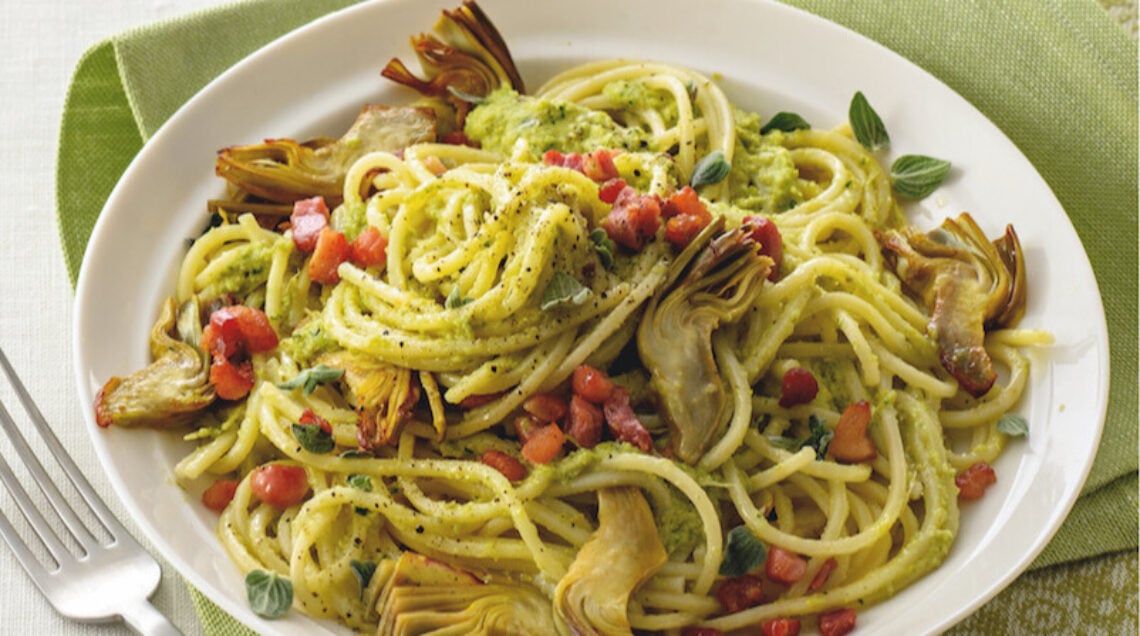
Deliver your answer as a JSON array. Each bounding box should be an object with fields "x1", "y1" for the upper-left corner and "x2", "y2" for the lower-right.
[{"x1": 56, "y1": 0, "x2": 1137, "y2": 633}]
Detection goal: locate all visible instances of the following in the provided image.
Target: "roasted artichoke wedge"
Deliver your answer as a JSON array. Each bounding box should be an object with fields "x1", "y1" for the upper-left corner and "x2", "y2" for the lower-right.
[
  {"x1": 214, "y1": 105, "x2": 437, "y2": 207},
  {"x1": 316, "y1": 351, "x2": 422, "y2": 449},
  {"x1": 376, "y1": 552, "x2": 557, "y2": 636},
  {"x1": 638, "y1": 219, "x2": 772, "y2": 464},
  {"x1": 878, "y1": 213, "x2": 1027, "y2": 397},
  {"x1": 553, "y1": 487, "x2": 668, "y2": 635},
  {"x1": 94, "y1": 298, "x2": 214, "y2": 428},
  {"x1": 382, "y1": 0, "x2": 524, "y2": 124}
]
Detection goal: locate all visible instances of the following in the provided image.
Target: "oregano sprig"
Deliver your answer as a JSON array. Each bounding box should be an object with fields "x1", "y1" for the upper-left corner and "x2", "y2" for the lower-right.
[
  {"x1": 719, "y1": 525, "x2": 767, "y2": 576},
  {"x1": 690, "y1": 150, "x2": 731, "y2": 188},
  {"x1": 541, "y1": 272, "x2": 592, "y2": 310},
  {"x1": 996, "y1": 413, "x2": 1029, "y2": 437},
  {"x1": 849, "y1": 91, "x2": 890, "y2": 150},
  {"x1": 277, "y1": 364, "x2": 344, "y2": 396},
  {"x1": 245, "y1": 570, "x2": 293, "y2": 619},
  {"x1": 761, "y1": 111, "x2": 811, "y2": 134},
  {"x1": 890, "y1": 154, "x2": 952, "y2": 199},
  {"x1": 849, "y1": 91, "x2": 951, "y2": 198}
]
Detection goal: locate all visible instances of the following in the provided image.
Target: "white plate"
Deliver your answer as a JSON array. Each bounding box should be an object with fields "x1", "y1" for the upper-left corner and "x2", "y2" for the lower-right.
[{"x1": 73, "y1": 0, "x2": 1109, "y2": 634}]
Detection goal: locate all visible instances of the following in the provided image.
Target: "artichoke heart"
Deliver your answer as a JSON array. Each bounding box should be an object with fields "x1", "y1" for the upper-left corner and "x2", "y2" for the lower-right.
[
  {"x1": 553, "y1": 486, "x2": 669, "y2": 635},
  {"x1": 382, "y1": 0, "x2": 524, "y2": 124},
  {"x1": 94, "y1": 297, "x2": 214, "y2": 428},
  {"x1": 878, "y1": 212, "x2": 1027, "y2": 397},
  {"x1": 376, "y1": 552, "x2": 557, "y2": 636},
  {"x1": 637, "y1": 219, "x2": 772, "y2": 464},
  {"x1": 214, "y1": 104, "x2": 437, "y2": 207},
  {"x1": 317, "y1": 351, "x2": 422, "y2": 449}
]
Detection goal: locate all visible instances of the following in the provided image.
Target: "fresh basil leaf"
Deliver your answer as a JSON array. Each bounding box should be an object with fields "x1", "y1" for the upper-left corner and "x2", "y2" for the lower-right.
[
  {"x1": 446, "y1": 85, "x2": 486, "y2": 105},
  {"x1": 245, "y1": 569, "x2": 293, "y2": 619},
  {"x1": 805, "y1": 414, "x2": 833, "y2": 459},
  {"x1": 891, "y1": 154, "x2": 952, "y2": 199},
  {"x1": 445, "y1": 286, "x2": 472, "y2": 309},
  {"x1": 996, "y1": 413, "x2": 1029, "y2": 437},
  {"x1": 339, "y1": 449, "x2": 373, "y2": 459},
  {"x1": 347, "y1": 473, "x2": 373, "y2": 492},
  {"x1": 292, "y1": 423, "x2": 334, "y2": 454},
  {"x1": 277, "y1": 364, "x2": 344, "y2": 396},
  {"x1": 690, "y1": 150, "x2": 731, "y2": 188},
  {"x1": 761, "y1": 111, "x2": 811, "y2": 134},
  {"x1": 719, "y1": 525, "x2": 767, "y2": 576},
  {"x1": 541, "y1": 272, "x2": 592, "y2": 310},
  {"x1": 349, "y1": 560, "x2": 377, "y2": 598},
  {"x1": 849, "y1": 91, "x2": 890, "y2": 151},
  {"x1": 590, "y1": 228, "x2": 616, "y2": 268}
]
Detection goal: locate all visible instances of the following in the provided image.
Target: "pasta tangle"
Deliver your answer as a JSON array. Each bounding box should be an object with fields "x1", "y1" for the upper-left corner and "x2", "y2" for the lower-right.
[{"x1": 109, "y1": 53, "x2": 1044, "y2": 634}]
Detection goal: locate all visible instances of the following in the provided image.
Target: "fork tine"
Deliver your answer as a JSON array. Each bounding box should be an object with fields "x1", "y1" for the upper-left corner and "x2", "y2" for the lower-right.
[
  {"x1": 0, "y1": 504, "x2": 53, "y2": 588},
  {"x1": 0, "y1": 398, "x2": 79, "y2": 563},
  {"x1": 0, "y1": 348, "x2": 107, "y2": 550},
  {"x1": 0, "y1": 445, "x2": 71, "y2": 570}
]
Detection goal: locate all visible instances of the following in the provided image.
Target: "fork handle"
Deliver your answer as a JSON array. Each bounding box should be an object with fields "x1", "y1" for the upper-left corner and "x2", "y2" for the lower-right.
[{"x1": 120, "y1": 598, "x2": 183, "y2": 636}]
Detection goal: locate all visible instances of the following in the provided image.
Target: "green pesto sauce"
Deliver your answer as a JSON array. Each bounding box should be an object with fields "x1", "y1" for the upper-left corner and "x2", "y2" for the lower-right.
[
  {"x1": 654, "y1": 486, "x2": 705, "y2": 557},
  {"x1": 602, "y1": 80, "x2": 678, "y2": 122},
  {"x1": 464, "y1": 87, "x2": 650, "y2": 155},
  {"x1": 549, "y1": 445, "x2": 709, "y2": 557},
  {"x1": 330, "y1": 199, "x2": 367, "y2": 242},
  {"x1": 728, "y1": 108, "x2": 802, "y2": 213},
  {"x1": 199, "y1": 242, "x2": 272, "y2": 299},
  {"x1": 552, "y1": 445, "x2": 605, "y2": 482},
  {"x1": 438, "y1": 432, "x2": 523, "y2": 460},
  {"x1": 280, "y1": 320, "x2": 338, "y2": 367}
]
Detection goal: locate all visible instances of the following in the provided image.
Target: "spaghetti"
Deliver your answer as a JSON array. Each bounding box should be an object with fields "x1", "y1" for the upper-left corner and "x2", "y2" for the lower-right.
[{"x1": 99, "y1": 23, "x2": 1048, "y2": 635}]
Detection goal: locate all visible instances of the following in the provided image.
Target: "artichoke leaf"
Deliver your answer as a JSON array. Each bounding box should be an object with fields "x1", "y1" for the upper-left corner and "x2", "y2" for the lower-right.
[
  {"x1": 553, "y1": 486, "x2": 668, "y2": 636},
  {"x1": 990, "y1": 224, "x2": 1027, "y2": 328},
  {"x1": 94, "y1": 298, "x2": 214, "y2": 428},
  {"x1": 376, "y1": 552, "x2": 557, "y2": 636},
  {"x1": 316, "y1": 351, "x2": 421, "y2": 449},
  {"x1": 878, "y1": 212, "x2": 1027, "y2": 397},
  {"x1": 637, "y1": 219, "x2": 772, "y2": 464},
  {"x1": 382, "y1": 1, "x2": 523, "y2": 124},
  {"x1": 214, "y1": 105, "x2": 436, "y2": 206}
]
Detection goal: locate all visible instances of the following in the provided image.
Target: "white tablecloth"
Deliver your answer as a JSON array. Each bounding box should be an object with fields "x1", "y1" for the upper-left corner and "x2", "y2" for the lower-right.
[{"x1": 0, "y1": 2, "x2": 226, "y2": 632}]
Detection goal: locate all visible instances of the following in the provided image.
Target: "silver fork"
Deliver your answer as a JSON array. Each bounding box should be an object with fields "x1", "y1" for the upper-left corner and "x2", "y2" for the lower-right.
[{"x1": 0, "y1": 346, "x2": 181, "y2": 635}]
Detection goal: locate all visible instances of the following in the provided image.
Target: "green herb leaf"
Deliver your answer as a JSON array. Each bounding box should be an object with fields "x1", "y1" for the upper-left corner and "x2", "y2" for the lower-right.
[
  {"x1": 339, "y1": 449, "x2": 372, "y2": 459},
  {"x1": 996, "y1": 413, "x2": 1029, "y2": 437},
  {"x1": 349, "y1": 560, "x2": 377, "y2": 598},
  {"x1": 292, "y1": 423, "x2": 334, "y2": 454},
  {"x1": 445, "y1": 286, "x2": 472, "y2": 309},
  {"x1": 767, "y1": 435, "x2": 802, "y2": 451},
  {"x1": 277, "y1": 364, "x2": 344, "y2": 396},
  {"x1": 890, "y1": 154, "x2": 952, "y2": 199},
  {"x1": 541, "y1": 272, "x2": 592, "y2": 310},
  {"x1": 719, "y1": 525, "x2": 767, "y2": 576},
  {"x1": 804, "y1": 414, "x2": 833, "y2": 459},
  {"x1": 690, "y1": 150, "x2": 731, "y2": 188},
  {"x1": 245, "y1": 569, "x2": 293, "y2": 619},
  {"x1": 761, "y1": 111, "x2": 811, "y2": 134},
  {"x1": 849, "y1": 91, "x2": 890, "y2": 151},
  {"x1": 446, "y1": 85, "x2": 486, "y2": 105},
  {"x1": 347, "y1": 474, "x2": 373, "y2": 492},
  {"x1": 590, "y1": 228, "x2": 616, "y2": 268}
]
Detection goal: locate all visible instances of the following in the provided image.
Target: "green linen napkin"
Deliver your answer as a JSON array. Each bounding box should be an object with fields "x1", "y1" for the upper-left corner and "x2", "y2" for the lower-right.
[{"x1": 57, "y1": 0, "x2": 1137, "y2": 633}]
